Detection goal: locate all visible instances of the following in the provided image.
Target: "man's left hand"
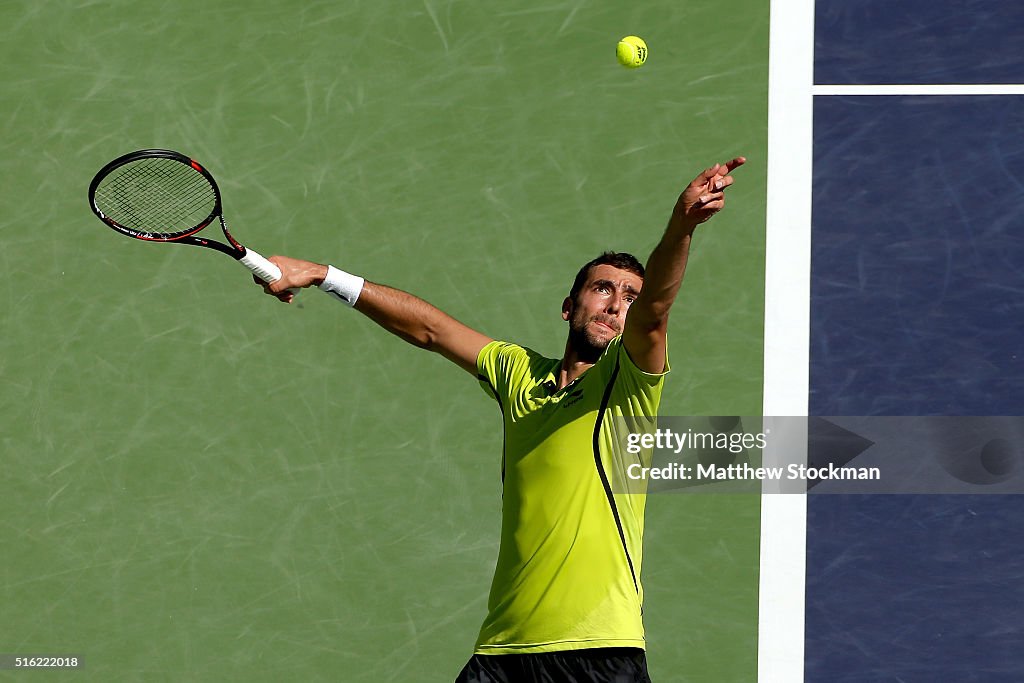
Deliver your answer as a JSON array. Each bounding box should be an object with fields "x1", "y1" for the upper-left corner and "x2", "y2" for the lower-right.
[{"x1": 673, "y1": 157, "x2": 746, "y2": 230}]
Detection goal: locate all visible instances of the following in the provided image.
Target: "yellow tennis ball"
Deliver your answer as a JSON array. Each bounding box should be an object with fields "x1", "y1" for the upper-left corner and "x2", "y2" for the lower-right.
[{"x1": 616, "y1": 35, "x2": 648, "y2": 68}]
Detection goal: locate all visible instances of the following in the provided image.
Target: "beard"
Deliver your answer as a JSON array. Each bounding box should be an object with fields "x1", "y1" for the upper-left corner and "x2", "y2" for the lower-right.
[{"x1": 568, "y1": 312, "x2": 620, "y2": 363}]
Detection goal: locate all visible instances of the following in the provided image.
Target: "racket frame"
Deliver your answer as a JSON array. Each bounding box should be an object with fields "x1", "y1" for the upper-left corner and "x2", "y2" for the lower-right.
[{"x1": 88, "y1": 148, "x2": 245, "y2": 259}]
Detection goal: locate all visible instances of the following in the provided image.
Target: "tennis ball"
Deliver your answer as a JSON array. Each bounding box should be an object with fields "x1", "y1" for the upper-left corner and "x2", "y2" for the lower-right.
[{"x1": 616, "y1": 35, "x2": 648, "y2": 68}]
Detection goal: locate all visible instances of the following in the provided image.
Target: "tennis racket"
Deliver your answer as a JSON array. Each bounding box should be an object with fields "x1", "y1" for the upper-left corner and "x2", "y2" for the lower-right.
[{"x1": 88, "y1": 148, "x2": 283, "y2": 284}]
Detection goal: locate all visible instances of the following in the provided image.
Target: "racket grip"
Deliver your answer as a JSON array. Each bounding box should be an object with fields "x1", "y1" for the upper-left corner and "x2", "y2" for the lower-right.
[{"x1": 240, "y1": 248, "x2": 282, "y2": 283}]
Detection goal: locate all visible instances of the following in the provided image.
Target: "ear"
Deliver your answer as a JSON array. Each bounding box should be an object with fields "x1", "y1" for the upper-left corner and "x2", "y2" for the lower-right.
[{"x1": 561, "y1": 296, "x2": 573, "y2": 321}]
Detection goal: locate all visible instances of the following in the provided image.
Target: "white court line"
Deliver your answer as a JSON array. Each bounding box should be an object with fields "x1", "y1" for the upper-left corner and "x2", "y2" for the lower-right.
[
  {"x1": 761, "y1": 0, "x2": 813, "y2": 681},
  {"x1": 814, "y1": 83, "x2": 1024, "y2": 96}
]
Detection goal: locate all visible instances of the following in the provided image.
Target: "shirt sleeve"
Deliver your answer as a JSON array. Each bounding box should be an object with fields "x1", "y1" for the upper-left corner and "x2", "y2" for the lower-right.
[
  {"x1": 618, "y1": 335, "x2": 670, "y2": 384},
  {"x1": 607, "y1": 335, "x2": 670, "y2": 416},
  {"x1": 476, "y1": 340, "x2": 526, "y2": 404},
  {"x1": 603, "y1": 337, "x2": 670, "y2": 492}
]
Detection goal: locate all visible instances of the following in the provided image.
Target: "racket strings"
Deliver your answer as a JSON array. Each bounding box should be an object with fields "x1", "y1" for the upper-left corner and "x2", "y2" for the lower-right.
[
  {"x1": 98, "y1": 167, "x2": 186, "y2": 236},
  {"x1": 99, "y1": 174, "x2": 209, "y2": 236},
  {"x1": 94, "y1": 157, "x2": 217, "y2": 237},
  {"x1": 111, "y1": 158, "x2": 212, "y2": 219},
  {"x1": 108, "y1": 160, "x2": 201, "y2": 213},
  {"x1": 103, "y1": 159, "x2": 213, "y2": 231}
]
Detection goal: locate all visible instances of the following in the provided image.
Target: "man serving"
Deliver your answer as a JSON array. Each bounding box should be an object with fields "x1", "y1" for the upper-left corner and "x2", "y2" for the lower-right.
[{"x1": 257, "y1": 157, "x2": 744, "y2": 682}]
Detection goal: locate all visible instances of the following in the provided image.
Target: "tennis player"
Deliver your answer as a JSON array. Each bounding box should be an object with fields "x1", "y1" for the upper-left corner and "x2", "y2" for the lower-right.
[{"x1": 257, "y1": 158, "x2": 744, "y2": 682}]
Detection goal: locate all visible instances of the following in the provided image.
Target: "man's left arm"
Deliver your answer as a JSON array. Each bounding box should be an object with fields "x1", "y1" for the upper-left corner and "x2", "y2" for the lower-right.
[{"x1": 623, "y1": 157, "x2": 746, "y2": 373}]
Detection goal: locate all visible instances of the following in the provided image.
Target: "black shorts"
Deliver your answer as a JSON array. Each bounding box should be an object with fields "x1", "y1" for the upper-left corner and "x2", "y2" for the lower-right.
[{"x1": 455, "y1": 647, "x2": 652, "y2": 683}]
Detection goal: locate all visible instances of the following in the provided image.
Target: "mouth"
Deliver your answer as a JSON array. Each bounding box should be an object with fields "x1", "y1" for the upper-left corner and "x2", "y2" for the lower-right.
[{"x1": 593, "y1": 320, "x2": 619, "y2": 333}]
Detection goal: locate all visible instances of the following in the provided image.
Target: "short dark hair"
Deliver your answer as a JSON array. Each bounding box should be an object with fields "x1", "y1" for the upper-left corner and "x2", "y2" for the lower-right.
[{"x1": 568, "y1": 251, "x2": 645, "y2": 303}]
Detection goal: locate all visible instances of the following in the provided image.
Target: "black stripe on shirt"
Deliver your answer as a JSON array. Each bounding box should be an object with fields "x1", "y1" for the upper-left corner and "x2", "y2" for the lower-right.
[{"x1": 591, "y1": 353, "x2": 640, "y2": 594}]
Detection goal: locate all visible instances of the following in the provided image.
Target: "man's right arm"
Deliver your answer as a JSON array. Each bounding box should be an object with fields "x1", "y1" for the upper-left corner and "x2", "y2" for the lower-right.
[{"x1": 256, "y1": 255, "x2": 493, "y2": 376}]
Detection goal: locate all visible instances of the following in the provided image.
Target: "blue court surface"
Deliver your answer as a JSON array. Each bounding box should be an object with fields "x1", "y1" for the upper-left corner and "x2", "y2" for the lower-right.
[
  {"x1": 804, "y1": 2, "x2": 1024, "y2": 681},
  {"x1": 811, "y1": 95, "x2": 1024, "y2": 417},
  {"x1": 815, "y1": 0, "x2": 1024, "y2": 84}
]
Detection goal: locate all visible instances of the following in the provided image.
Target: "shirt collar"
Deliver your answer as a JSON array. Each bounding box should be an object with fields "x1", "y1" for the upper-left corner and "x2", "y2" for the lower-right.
[{"x1": 540, "y1": 360, "x2": 560, "y2": 394}]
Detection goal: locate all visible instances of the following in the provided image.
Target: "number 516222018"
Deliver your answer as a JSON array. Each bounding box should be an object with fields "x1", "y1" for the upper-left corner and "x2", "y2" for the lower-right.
[{"x1": 1, "y1": 655, "x2": 82, "y2": 669}]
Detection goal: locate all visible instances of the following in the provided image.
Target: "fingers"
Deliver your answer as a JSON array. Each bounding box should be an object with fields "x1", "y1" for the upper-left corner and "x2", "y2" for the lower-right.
[
  {"x1": 253, "y1": 256, "x2": 296, "y2": 303},
  {"x1": 263, "y1": 256, "x2": 290, "y2": 293},
  {"x1": 692, "y1": 174, "x2": 735, "y2": 203},
  {"x1": 722, "y1": 156, "x2": 746, "y2": 173},
  {"x1": 697, "y1": 174, "x2": 738, "y2": 208},
  {"x1": 254, "y1": 279, "x2": 290, "y2": 302},
  {"x1": 711, "y1": 174, "x2": 736, "y2": 191},
  {"x1": 692, "y1": 156, "x2": 744, "y2": 188},
  {"x1": 696, "y1": 190, "x2": 726, "y2": 209},
  {"x1": 673, "y1": 157, "x2": 744, "y2": 227},
  {"x1": 268, "y1": 286, "x2": 294, "y2": 304},
  {"x1": 695, "y1": 163, "x2": 721, "y2": 185}
]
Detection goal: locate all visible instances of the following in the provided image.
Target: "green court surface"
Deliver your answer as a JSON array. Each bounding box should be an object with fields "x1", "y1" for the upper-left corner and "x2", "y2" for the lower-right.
[{"x1": 0, "y1": 1, "x2": 766, "y2": 680}]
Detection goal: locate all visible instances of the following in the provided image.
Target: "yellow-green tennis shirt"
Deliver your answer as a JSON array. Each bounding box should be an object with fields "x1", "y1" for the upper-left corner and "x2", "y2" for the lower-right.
[{"x1": 474, "y1": 335, "x2": 668, "y2": 654}]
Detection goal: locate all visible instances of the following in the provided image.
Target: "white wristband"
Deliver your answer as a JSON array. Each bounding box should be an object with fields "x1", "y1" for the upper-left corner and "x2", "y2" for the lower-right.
[{"x1": 319, "y1": 265, "x2": 364, "y2": 307}]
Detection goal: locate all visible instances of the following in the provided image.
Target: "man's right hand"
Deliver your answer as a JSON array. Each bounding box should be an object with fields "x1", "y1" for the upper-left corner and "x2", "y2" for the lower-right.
[{"x1": 252, "y1": 255, "x2": 327, "y2": 304}]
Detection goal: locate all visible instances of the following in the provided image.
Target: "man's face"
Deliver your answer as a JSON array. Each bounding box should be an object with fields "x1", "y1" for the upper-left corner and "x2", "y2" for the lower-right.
[{"x1": 563, "y1": 264, "x2": 643, "y2": 359}]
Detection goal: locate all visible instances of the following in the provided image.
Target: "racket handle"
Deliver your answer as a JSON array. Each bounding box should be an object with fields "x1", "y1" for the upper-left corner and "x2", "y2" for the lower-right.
[{"x1": 239, "y1": 247, "x2": 282, "y2": 283}]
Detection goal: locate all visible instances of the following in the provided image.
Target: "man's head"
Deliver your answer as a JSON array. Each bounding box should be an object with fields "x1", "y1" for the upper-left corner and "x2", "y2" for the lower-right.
[{"x1": 562, "y1": 252, "x2": 645, "y2": 362}]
